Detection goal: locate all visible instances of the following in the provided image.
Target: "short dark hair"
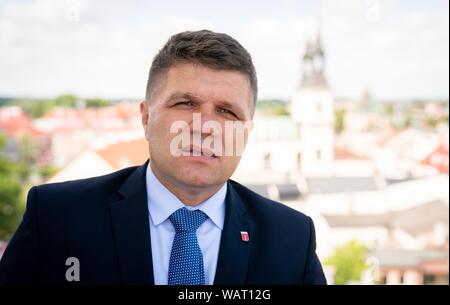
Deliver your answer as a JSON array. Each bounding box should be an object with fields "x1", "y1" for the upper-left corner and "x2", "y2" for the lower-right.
[{"x1": 145, "y1": 30, "x2": 257, "y2": 106}]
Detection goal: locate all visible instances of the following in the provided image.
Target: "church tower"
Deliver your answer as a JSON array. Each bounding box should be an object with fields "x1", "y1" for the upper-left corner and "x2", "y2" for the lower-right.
[{"x1": 291, "y1": 31, "x2": 334, "y2": 176}]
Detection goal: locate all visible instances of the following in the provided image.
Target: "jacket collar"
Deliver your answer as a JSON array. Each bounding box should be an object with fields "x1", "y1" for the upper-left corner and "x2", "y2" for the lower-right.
[
  {"x1": 213, "y1": 180, "x2": 254, "y2": 284},
  {"x1": 110, "y1": 160, "x2": 253, "y2": 285},
  {"x1": 110, "y1": 160, "x2": 154, "y2": 284}
]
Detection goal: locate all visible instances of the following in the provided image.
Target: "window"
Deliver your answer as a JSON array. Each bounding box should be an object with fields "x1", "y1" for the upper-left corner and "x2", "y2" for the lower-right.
[
  {"x1": 424, "y1": 274, "x2": 436, "y2": 285},
  {"x1": 297, "y1": 152, "x2": 302, "y2": 170},
  {"x1": 263, "y1": 153, "x2": 271, "y2": 170}
]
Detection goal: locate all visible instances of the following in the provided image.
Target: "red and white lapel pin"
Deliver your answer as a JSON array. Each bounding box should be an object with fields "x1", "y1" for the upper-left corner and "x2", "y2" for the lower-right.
[{"x1": 240, "y1": 231, "x2": 250, "y2": 242}]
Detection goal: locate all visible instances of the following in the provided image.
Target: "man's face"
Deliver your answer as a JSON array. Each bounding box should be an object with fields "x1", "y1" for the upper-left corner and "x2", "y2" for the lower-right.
[{"x1": 140, "y1": 62, "x2": 254, "y2": 190}]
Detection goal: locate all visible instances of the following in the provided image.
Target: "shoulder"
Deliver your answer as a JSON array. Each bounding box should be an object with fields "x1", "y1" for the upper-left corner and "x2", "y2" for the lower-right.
[
  {"x1": 228, "y1": 179, "x2": 312, "y2": 230},
  {"x1": 36, "y1": 165, "x2": 137, "y2": 192},
  {"x1": 29, "y1": 165, "x2": 139, "y2": 210}
]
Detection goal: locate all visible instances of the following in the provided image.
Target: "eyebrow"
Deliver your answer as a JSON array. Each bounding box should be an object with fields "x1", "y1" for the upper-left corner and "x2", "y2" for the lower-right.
[{"x1": 166, "y1": 92, "x2": 246, "y2": 118}]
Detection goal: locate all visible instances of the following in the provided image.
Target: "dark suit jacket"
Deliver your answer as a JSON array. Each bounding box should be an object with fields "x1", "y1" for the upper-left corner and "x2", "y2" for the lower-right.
[{"x1": 0, "y1": 160, "x2": 326, "y2": 285}]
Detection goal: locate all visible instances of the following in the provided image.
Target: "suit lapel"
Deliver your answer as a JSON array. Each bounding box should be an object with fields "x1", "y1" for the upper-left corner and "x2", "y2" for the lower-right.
[
  {"x1": 109, "y1": 160, "x2": 154, "y2": 284},
  {"x1": 109, "y1": 163, "x2": 253, "y2": 285},
  {"x1": 214, "y1": 181, "x2": 254, "y2": 284}
]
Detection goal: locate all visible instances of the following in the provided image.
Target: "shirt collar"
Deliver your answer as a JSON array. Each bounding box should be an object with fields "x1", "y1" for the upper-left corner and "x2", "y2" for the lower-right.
[{"x1": 146, "y1": 163, "x2": 227, "y2": 230}]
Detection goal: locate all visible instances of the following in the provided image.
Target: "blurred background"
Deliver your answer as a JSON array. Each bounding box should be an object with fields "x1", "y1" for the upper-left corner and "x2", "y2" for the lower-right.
[{"x1": 0, "y1": 0, "x2": 448, "y2": 284}]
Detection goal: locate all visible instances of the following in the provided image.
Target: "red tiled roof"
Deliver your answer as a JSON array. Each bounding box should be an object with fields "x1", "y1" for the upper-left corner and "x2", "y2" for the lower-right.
[
  {"x1": 0, "y1": 114, "x2": 42, "y2": 137},
  {"x1": 421, "y1": 144, "x2": 449, "y2": 174},
  {"x1": 377, "y1": 130, "x2": 402, "y2": 146},
  {"x1": 334, "y1": 147, "x2": 368, "y2": 160},
  {"x1": 96, "y1": 138, "x2": 149, "y2": 169},
  {"x1": 420, "y1": 259, "x2": 449, "y2": 275}
]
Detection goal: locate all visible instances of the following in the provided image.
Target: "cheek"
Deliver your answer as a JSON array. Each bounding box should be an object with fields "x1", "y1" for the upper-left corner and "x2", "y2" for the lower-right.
[
  {"x1": 148, "y1": 114, "x2": 188, "y2": 158},
  {"x1": 221, "y1": 131, "x2": 249, "y2": 157},
  {"x1": 221, "y1": 155, "x2": 242, "y2": 170},
  {"x1": 148, "y1": 113, "x2": 170, "y2": 138}
]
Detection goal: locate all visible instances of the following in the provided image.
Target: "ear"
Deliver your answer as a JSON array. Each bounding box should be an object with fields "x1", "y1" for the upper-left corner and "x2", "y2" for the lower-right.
[{"x1": 140, "y1": 100, "x2": 150, "y2": 140}]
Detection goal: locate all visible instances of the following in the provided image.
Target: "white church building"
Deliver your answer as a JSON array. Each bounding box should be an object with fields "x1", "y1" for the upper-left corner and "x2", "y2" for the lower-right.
[{"x1": 232, "y1": 32, "x2": 337, "y2": 184}]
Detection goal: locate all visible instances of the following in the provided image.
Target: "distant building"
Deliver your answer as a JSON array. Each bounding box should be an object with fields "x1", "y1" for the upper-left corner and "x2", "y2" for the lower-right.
[
  {"x1": 421, "y1": 144, "x2": 449, "y2": 174},
  {"x1": 376, "y1": 129, "x2": 449, "y2": 178},
  {"x1": 31, "y1": 102, "x2": 142, "y2": 167},
  {"x1": 370, "y1": 248, "x2": 449, "y2": 285},
  {"x1": 319, "y1": 195, "x2": 449, "y2": 285},
  {"x1": 47, "y1": 138, "x2": 148, "y2": 183},
  {"x1": 0, "y1": 106, "x2": 49, "y2": 164},
  {"x1": 291, "y1": 32, "x2": 334, "y2": 176},
  {"x1": 233, "y1": 31, "x2": 336, "y2": 183}
]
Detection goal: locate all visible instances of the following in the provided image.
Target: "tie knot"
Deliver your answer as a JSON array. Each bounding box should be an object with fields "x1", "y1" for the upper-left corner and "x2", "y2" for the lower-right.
[{"x1": 169, "y1": 207, "x2": 208, "y2": 233}]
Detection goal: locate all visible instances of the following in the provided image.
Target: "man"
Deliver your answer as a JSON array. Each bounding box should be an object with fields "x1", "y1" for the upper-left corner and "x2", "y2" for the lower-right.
[{"x1": 0, "y1": 30, "x2": 326, "y2": 285}]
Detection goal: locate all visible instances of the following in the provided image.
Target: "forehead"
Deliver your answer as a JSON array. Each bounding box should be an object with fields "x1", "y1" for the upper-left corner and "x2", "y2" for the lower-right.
[{"x1": 157, "y1": 63, "x2": 253, "y2": 113}]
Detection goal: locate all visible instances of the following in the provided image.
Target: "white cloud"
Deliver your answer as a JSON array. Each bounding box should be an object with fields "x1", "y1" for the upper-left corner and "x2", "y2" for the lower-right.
[
  {"x1": 0, "y1": 0, "x2": 213, "y2": 99},
  {"x1": 0, "y1": 0, "x2": 448, "y2": 101}
]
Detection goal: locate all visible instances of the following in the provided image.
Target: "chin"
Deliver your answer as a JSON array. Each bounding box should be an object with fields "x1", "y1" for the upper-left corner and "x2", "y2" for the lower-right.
[{"x1": 177, "y1": 170, "x2": 221, "y2": 188}]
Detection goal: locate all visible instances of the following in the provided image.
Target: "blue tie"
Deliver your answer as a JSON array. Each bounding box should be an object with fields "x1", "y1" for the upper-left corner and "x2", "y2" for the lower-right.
[{"x1": 168, "y1": 207, "x2": 208, "y2": 285}]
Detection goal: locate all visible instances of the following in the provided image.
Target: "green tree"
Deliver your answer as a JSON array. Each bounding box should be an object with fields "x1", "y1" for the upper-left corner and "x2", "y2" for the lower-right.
[
  {"x1": 15, "y1": 98, "x2": 53, "y2": 118},
  {"x1": 53, "y1": 94, "x2": 77, "y2": 107},
  {"x1": 402, "y1": 112, "x2": 413, "y2": 128},
  {"x1": 325, "y1": 240, "x2": 368, "y2": 284},
  {"x1": 334, "y1": 109, "x2": 346, "y2": 133},
  {"x1": 425, "y1": 116, "x2": 439, "y2": 129},
  {"x1": 0, "y1": 133, "x2": 24, "y2": 241},
  {"x1": 384, "y1": 103, "x2": 394, "y2": 116},
  {"x1": 86, "y1": 98, "x2": 109, "y2": 108},
  {"x1": 10, "y1": 94, "x2": 78, "y2": 118},
  {"x1": 38, "y1": 164, "x2": 59, "y2": 181},
  {"x1": 16, "y1": 133, "x2": 39, "y2": 165},
  {"x1": 256, "y1": 99, "x2": 289, "y2": 116}
]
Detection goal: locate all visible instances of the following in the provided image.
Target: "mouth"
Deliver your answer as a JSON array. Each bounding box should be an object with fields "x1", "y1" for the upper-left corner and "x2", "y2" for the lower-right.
[{"x1": 181, "y1": 145, "x2": 218, "y2": 160}]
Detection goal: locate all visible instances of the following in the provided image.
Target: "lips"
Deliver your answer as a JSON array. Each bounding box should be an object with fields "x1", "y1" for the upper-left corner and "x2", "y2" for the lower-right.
[{"x1": 181, "y1": 145, "x2": 217, "y2": 158}]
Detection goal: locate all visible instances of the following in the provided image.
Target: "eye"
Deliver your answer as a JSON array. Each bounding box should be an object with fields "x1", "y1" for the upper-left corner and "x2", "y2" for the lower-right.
[
  {"x1": 217, "y1": 108, "x2": 235, "y2": 116},
  {"x1": 175, "y1": 100, "x2": 195, "y2": 107}
]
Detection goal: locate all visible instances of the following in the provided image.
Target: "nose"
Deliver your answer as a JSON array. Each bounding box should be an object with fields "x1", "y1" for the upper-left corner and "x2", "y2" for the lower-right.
[
  {"x1": 189, "y1": 107, "x2": 222, "y2": 139},
  {"x1": 196, "y1": 104, "x2": 219, "y2": 122}
]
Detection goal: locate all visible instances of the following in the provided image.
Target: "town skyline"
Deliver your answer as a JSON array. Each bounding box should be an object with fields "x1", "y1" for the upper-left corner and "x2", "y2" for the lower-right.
[{"x1": 0, "y1": 0, "x2": 448, "y2": 101}]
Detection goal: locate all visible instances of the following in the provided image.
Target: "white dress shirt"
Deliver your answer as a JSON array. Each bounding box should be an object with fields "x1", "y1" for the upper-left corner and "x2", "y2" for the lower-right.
[{"x1": 145, "y1": 163, "x2": 227, "y2": 285}]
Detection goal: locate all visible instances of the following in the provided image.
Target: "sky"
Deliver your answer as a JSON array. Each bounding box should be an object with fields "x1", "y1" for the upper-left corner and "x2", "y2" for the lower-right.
[{"x1": 0, "y1": 0, "x2": 448, "y2": 101}]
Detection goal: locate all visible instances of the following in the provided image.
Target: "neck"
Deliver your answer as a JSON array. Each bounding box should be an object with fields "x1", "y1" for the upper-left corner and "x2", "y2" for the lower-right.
[{"x1": 150, "y1": 162, "x2": 223, "y2": 206}]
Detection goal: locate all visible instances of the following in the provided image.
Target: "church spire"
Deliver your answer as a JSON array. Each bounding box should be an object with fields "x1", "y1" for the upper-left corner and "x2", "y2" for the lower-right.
[{"x1": 300, "y1": 28, "x2": 327, "y2": 89}]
